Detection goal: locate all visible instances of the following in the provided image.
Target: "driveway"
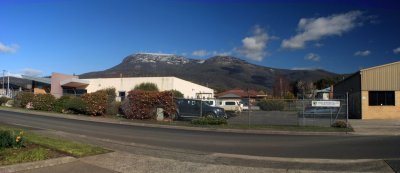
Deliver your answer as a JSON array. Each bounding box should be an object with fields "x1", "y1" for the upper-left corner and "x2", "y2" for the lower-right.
[{"x1": 350, "y1": 119, "x2": 400, "y2": 136}]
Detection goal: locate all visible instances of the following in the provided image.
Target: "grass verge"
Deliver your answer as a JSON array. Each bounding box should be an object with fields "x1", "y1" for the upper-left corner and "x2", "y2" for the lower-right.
[
  {"x1": 25, "y1": 132, "x2": 110, "y2": 157},
  {"x1": 0, "y1": 125, "x2": 110, "y2": 166}
]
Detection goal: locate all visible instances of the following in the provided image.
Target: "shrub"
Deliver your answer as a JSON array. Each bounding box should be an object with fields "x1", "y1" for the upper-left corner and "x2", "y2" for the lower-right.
[
  {"x1": 54, "y1": 95, "x2": 87, "y2": 114},
  {"x1": 0, "y1": 97, "x2": 10, "y2": 106},
  {"x1": 66, "y1": 97, "x2": 88, "y2": 114},
  {"x1": 121, "y1": 90, "x2": 176, "y2": 119},
  {"x1": 106, "y1": 101, "x2": 121, "y2": 115},
  {"x1": 0, "y1": 130, "x2": 24, "y2": 149},
  {"x1": 283, "y1": 92, "x2": 296, "y2": 99},
  {"x1": 191, "y1": 117, "x2": 227, "y2": 125},
  {"x1": 15, "y1": 92, "x2": 35, "y2": 108},
  {"x1": 82, "y1": 90, "x2": 108, "y2": 116},
  {"x1": 168, "y1": 90, "x2": 184, "y2": 98},
  {"x1": 133, "y1": 82, "x2": 159, "y2": 92},
  {"x1": 104, "y1": 88, "x2": 118, "y2": 115},
  {"x1": 258, "y1": 99, "x2": 285, "y2": 111},
  {"x1": 53, "y1": 95, "x2": 73, "y2": 113},
  {"x1": 32, "y1": 94, "x2": 56, "y2": 111},
  {"x1": 331, "y1": 120, "x2": 348, "y2": 128}
]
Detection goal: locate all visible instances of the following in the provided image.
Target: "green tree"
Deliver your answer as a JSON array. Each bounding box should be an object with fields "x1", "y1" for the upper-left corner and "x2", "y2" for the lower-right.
[
  {"x1": 314, "y1": 78, "x2": 336, "y2": 90},
  {"x1": 168, "y1": 90, "x2": 184, "y2": 98},
  {"x1": 133, "y1": 83, "x2": 159, "y2": 92}
]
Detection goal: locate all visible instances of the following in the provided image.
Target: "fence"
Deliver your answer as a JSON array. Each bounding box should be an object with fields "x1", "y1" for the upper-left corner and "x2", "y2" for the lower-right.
[
  {"x1": 227, "y1": 98, "x2": 348, "y2": 127},
  {"x1": 5, "y1": 91, "x2": 349, "y2": 127}
]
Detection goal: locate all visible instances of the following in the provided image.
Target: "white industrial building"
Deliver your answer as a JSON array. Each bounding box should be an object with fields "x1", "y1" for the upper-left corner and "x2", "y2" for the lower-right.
[{"x1": 24, "y1": 73, "x2": 214, "y2": 100}]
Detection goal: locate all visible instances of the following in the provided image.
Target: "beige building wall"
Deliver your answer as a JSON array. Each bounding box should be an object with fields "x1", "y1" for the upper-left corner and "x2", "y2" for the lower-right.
[
  {"x1": 172, "y1": 77, "x2": 214, "y2": 99},
  {"x1": 84, "y1": 77, "x2": 214, "y2": 98},
  {"x1": 361, "y1": 91, "x2": 400, "y2": 119},
  {"x1": 361, "y1": 61, "x2": 400, "y2": 91}
]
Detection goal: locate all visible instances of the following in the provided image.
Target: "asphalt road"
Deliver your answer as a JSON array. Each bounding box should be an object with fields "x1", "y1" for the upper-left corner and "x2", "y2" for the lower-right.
[{"x1": 1, "y1": 110, "x2": 399, "y2": 160}]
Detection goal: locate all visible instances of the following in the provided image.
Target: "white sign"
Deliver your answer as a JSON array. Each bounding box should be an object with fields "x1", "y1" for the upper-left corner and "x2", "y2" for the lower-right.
[{"x1": 312, "y1": 101, "x2": 340, "y2": 107}]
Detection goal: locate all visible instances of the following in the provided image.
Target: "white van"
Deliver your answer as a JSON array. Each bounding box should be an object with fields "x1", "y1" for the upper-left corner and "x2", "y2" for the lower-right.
[{"x1": 217, "y1": 100, "x2": 243, "y2": 112}]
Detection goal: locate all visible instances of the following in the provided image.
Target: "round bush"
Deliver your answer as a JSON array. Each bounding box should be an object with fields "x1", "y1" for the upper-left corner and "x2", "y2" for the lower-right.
[
  {"x1": 32, "y1": 94, "x2": 56, "y2": 111},
  {"x1": 0, "y1": 97, "x2": 10, "y2": 106},
  {"x1": 15, "y1": 92, "x2": 35, "y2": 108}
]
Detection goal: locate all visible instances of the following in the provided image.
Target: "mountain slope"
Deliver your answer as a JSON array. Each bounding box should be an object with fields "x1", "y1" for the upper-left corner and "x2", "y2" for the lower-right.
[{"x1": 80, "y1": 53, "x2": 339, "y2": 92}]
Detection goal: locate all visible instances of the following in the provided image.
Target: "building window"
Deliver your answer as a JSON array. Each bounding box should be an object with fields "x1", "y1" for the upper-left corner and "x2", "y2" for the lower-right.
[
  {"x1": 369, "y1": 91, "x2": 395, "y2": 106},
  {"x1": 119, "y1": 91, "x2": 126, "y2": 101}
]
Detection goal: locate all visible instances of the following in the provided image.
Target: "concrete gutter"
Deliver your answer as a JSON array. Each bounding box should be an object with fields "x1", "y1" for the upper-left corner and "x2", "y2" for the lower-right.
[
  {"x1": 0, "y1": 156, "x2": 76, "y2": 173},
  {"x1": 0, "y1": 107, "x2": 350, "y2": 136}
]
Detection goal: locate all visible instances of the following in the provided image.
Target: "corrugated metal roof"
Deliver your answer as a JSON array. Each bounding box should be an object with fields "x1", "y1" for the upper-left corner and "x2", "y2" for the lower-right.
[
  {"x1": 360, "y1": 61, "x2": 400, "y2": 72},
  {"x1": 360, "y1": 61, "x2": 400, "y2": 91},
  {"x1": 21, "y1": 75, "x2": 51, "y2": 84}
]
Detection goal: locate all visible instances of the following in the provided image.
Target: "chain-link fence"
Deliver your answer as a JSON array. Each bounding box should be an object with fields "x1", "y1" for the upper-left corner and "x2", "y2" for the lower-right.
[
  {"x1": 5, "y1": 90, "x2": 349, "y2": 127},
  {"x1": 227, "y1": 98, "x2": 348, "y2": 127}
]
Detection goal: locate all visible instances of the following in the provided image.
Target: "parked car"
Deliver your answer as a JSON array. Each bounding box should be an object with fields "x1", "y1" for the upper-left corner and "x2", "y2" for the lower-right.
[
  {"x1": 175, "y1": 99, "x2": 226, "y2": 119},
  {"x1": 217, "y1": 100, "x2": 243, "y2": 112}
]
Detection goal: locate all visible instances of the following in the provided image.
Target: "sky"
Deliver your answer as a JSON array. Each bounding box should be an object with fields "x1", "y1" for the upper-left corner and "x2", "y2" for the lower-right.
[{"x1": 1, "y1": 0, "x2": 400, "y2": 77}]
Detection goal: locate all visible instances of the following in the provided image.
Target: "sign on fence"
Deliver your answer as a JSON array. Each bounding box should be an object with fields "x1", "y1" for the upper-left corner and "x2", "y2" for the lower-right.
[{"x1": 312, "y1": 101, "x2": 340, "y2": 107}]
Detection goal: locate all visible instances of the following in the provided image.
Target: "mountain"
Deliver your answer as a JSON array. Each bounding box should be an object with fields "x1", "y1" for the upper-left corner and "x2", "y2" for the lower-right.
[{"x1": 79, "y1": 53, "x2": 339, "y2": 92}]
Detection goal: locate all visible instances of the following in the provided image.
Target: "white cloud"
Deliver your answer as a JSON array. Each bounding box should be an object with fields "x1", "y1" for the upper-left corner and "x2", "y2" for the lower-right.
[
  {"x1": 393, "y1": 47, "x2": 400, "y2": 54},
  {"x1": 281, "y1": 11, "x2": 363, "y2": 49},
  {"x1": 21, "y1": 68, "x2": 43, "y2": 77},
  {"x1": 192, "y1": 50, "x2": 209, "y2": 57},
  {"x1": 236, "y1": 25, "x2": 270, "y2": 61},
  {"x1": 354, "y1": 50, "x2": 371, "y2": 56},
  {"x1": 0, "y1": 42, "x2": 19, "y2": 53},
  {"x1": 304, "y1": 53, "x2": 320, "y2": 61}
]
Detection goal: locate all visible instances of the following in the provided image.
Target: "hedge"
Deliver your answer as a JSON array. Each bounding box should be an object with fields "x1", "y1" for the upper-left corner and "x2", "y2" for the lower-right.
[
  {"x1": 121, "y1": 90, "x2": 176, "y2": 119},
  {"x1": 32, "y1": 94, "x2": 56, "y2": 111},
  {"x1": 54, "y1": 95, "x2": 87, "y2": 114},
  {"x1": 0, "y1": 97, "x2": 10, "y2": 105},
  {"x1": 15, "y1": 92, "x2": 35, "y2": 108},
  {"x1": 191, "y1": 117, "x2": 227, "y2": 125},
  {"x1": 81, "y1": 90, "x2": 108, "y2": 116}
]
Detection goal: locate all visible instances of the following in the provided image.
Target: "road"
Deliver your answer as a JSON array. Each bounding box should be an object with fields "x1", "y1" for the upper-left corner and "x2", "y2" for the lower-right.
[{"x1": 0, "y1": 110, "x2": 399, "y2": 160}]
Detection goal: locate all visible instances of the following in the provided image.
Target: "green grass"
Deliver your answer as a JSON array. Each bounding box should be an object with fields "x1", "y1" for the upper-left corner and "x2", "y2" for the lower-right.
[
  {"x1": 0, "y1": 125, "x2": 111, "y2": 166},
  {"x1": 24, "y1": 132, "x2": 110, "y2": 157},
  {"x1": 0, "y1": 146, "x2": 51, "y2": 165}
]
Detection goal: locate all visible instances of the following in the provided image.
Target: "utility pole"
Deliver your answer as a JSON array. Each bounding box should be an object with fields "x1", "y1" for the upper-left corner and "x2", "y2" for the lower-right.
[
  {"x1": 247, "y1": 88, "x2": 250, "y2": 128},
  {"x1": 7, "y1": 72, "x2": 9, "y2": 97},
  {"x1": 2, "y1": 70, "x2": 4, "y2": 95}
]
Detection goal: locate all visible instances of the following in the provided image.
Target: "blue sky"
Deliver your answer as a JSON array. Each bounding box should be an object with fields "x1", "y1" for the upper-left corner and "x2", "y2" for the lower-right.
[{"x1": 1, "y1": 0, "x2": 400, "y2": 77}]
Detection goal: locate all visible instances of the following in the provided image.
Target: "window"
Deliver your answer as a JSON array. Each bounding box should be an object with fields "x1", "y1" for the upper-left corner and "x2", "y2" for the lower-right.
[
  {"x1": 225, "y1": 102, "x2": 236, "y2": 105},
  {"x1": 204, "y1": 101, "x2": 214, "y2": 105},
  {"x1": 369, "y1": 91, "x2": 395, "y2": 106},
  {"x1": 119, "y1": 91, "x2": 126, "y2": 101}
]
